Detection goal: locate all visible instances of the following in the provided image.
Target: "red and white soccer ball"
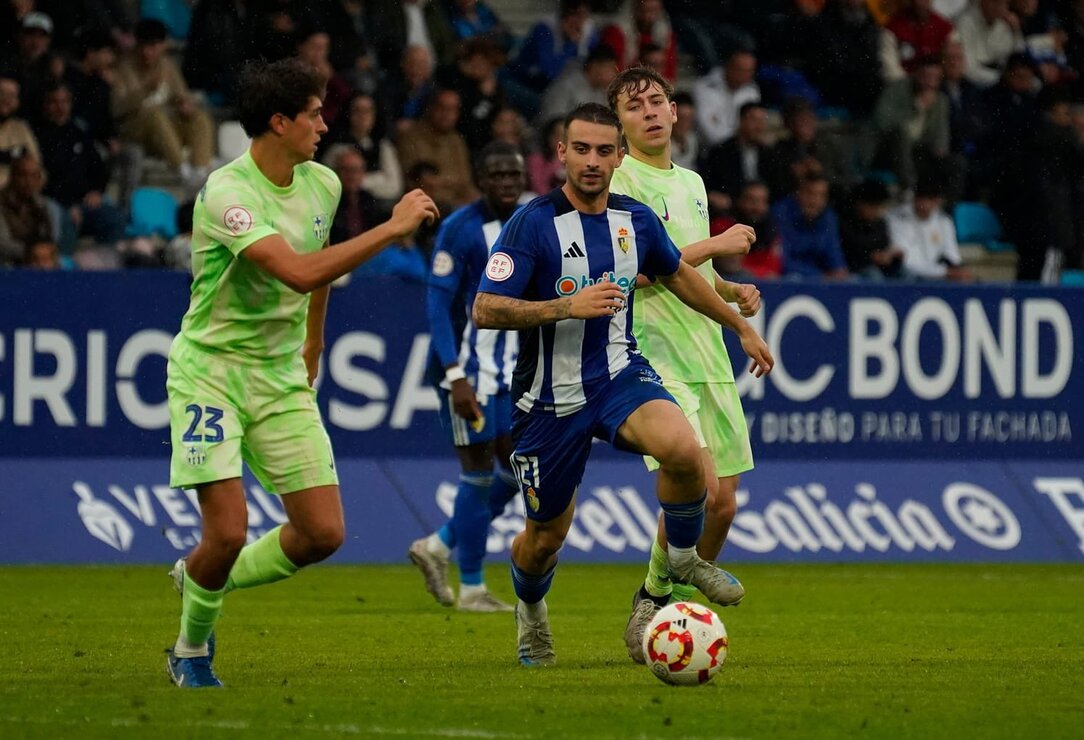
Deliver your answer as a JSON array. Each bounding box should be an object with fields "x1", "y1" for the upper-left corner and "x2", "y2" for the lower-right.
[{"x1": 642, "y1": 602, "x2": 729, "y2": 686}]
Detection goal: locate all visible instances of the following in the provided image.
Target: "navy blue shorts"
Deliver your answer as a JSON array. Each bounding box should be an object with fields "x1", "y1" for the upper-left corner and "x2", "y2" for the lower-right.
[
  {"x1": 437, "y1": 388, "x2": 513, "y2": 447},
  {"x1": 510, "y1": 359, "x2": 676, "y2": 522}
]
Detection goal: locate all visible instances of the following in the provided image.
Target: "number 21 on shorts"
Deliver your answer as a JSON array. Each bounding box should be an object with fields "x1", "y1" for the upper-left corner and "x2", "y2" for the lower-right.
[{"x1": 182, "y1": 404, "x2": 226, "y2": 443}]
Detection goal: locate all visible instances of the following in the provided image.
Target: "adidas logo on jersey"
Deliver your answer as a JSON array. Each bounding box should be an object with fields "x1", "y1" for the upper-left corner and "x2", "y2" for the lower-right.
[{"x1": 562, "y1": 241, "x2": 586, "y2": 259}]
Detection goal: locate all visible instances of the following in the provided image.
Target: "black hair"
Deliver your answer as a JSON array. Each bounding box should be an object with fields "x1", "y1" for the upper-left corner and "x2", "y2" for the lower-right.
[
  {"x1": 607, "y1": 63, "x2": 673, "y2": 112},
  {"x1": 558, "y1": 0, "x2": 587, "y2": 19},
  {"x1": 585, "y1": 43, "x2": 618, "y2": 67},
  {"x1": 671, "y1": 91, "x2": 694, "y2": 107},
  {"x1": 74, "y1": 31, "x2": 113, "y2": 60},
  {"x1": 738, "y1": 100, "x2": 765, "y2": 119},
  {"x1": 852, "y1": 179, "x2": 890, "y2": 205},
  {"x1": 475, "y1": 140, "x2": 522, "y2": 177},
  {"x1": 563, "y1": 102, "x2": 621, "y2": 138},
  {"x1": 237, "y1": 58, "x2": 327, "y2": 138},
  {"x1": 135, "y1": 18, "x2": 168, "y2": 44},
  {"x1": 915, "y1": 175, "x2": 945, "y2": 199}
]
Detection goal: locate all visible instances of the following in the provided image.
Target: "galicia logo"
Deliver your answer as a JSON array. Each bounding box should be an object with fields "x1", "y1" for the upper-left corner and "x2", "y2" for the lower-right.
[{"x1": 554, "y1": 271, "x2": 636, "y2": 296}]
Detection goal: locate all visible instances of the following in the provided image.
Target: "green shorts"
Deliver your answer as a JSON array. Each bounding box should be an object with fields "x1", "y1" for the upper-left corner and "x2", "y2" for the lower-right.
[
  {"x1": 167, "y1": 337, "x2": 338, "y2": 494},
  {"x1": 644, "y1": 379, "x2": 753, "y2": 478}
]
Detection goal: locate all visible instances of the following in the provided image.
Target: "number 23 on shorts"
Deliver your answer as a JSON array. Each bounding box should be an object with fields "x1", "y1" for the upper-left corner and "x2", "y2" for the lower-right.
[{"x1": 182, "y1": 404, "x2": 226, "y2": 443}]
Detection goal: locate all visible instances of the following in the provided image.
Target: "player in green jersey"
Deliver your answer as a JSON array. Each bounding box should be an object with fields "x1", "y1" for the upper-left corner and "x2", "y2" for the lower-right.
[
  {"x1": 164, "y1": 58, "x2": 438, "y2": 688},
  {"x1": 607, "y1": 65, "x2": 770, "y2": 664}
]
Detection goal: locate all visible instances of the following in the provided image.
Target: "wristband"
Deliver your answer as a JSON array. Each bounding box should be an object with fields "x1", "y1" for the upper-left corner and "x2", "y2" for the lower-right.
[{"x1": 445, "y1": 366, "x2": 466, "y2": 383}]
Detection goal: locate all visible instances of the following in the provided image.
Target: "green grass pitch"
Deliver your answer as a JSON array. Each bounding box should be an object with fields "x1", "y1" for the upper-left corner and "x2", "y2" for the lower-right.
[{"x1": 1, "y1": 563, "x2": 1081, "y2": 739}]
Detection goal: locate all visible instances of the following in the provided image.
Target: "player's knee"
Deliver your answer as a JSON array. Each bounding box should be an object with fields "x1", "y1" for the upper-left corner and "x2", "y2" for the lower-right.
[
  {"x1": 527, "y1": 525, "x2": 565, "y2": 562},
  {"x1": 300, "y1": 521, "x2": 345, "y2": 562},
  {"x1": 658, "y1": 436, "x2": 704, "y2": 485},
  {"x1": 706, "y1": 488, "x2": 737, "y2": 528},
  {"x1": 207, "y1": 528, "x2": 247, "y2": 559}
]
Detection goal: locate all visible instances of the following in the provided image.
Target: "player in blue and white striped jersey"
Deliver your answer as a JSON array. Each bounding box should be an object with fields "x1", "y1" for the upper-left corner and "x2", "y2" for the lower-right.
[
  {"x1": 408, "y1": 142, "x2": 526, "y2": 613},
  {"x1": 474, "y1": 104, "x2": 774, "y2": 666}
]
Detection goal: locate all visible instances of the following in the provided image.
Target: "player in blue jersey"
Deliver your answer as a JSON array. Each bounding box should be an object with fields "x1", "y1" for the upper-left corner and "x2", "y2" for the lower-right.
[
  {"x1": 473, "y1": 103, "x2": 774, "y2": 666},
  {"x1": 409, "y1": 142, "x2": 527, "y2": 613}
]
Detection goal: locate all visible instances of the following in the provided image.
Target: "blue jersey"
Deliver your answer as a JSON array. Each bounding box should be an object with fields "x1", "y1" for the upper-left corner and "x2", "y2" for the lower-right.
[
  {"x1": 427, "y1": 199, "x2": 519, "y2": 397},
  {"x1": 478, "y1": 189, "x2": 682, "y2": 417}
]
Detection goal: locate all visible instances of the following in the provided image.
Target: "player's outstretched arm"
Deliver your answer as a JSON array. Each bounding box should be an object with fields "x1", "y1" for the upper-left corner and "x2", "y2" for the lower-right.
[
  {"x1": 659, "y1": 262, "x2": 774, "y2": 377},
  {"x1": 242, "y1": 189, "x2": 439, "y2": 293},
  {"x1": 473, "y1": 280, "x2": 627, "y2": 329},
  {"x1": 678, "y1": 224, "x2": 756, "y2": 268}
]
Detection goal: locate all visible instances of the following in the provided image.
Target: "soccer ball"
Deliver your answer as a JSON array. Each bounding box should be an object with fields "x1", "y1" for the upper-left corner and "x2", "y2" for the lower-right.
[{"x1": 642, "y1": 602, "x2": 728, "y2": 686}]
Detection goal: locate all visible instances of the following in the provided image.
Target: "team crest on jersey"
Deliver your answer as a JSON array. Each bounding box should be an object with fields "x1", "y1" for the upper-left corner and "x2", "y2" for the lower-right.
[
  {"x1": 525, "y1": 486, "x2": 540, "y2": 513},
  {"x1": 695, "y1": 198, "x2": 708, "y2": 221},
  {"x1": 186, "y1": 445, "x2": 206, "y2": 466},
  {"x1": 312, "y1": 213, "x2": 330, "y2": 241},
  {"x1": 617, "y1": 227, "x2": 631, "y2": 254}
]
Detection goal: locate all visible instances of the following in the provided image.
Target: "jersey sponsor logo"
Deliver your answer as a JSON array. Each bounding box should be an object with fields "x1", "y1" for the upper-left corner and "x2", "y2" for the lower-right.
[
  {"x1": 563, "y1": 241, "x2": 586, "y2": 259},
  {"x1": 432, "y1": 250, "x2": 455, "y2": 277},
  {"x1": 485, "y1": 253, "x2": 515, "y2": 282},
  {"x1": 223, "y1": 206, "x2": 253, "y2": 234},
  {"x1": 554, "y1": 271, "x2": 636, "y2": 297},
  {"x1": 617, "y1": 227, "x2": 631, "y2": 254},
  {"x1": 312, "y1": 213, "x2": 330, "y2": 241}
]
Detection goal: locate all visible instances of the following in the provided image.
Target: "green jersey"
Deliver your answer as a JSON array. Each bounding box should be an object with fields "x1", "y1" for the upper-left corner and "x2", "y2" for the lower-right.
[
  {"x1": 610, "y1": 154, "x2": 734, "y2": 383},
  {"x1": 180, "y1": 151, "x2": 341, "y2": 361}
]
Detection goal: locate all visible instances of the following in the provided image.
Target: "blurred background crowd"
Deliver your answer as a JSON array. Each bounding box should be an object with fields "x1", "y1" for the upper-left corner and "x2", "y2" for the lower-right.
[{"x1": 2, "y1": 0, "x2": 1083, "y2": 284}]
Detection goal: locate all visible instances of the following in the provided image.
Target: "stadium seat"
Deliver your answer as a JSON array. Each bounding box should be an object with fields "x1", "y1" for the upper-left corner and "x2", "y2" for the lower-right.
[
  {"x1": 127, "y1": 187, "x2": 178, "y2": 239},
  {"x1": 1061, "y1": 270, "x2": 1084, "y2": 286},
  {"x1": 217, "y1": 121, "x2": 249, "y2": 162},
  {"x1": 954, "y1": 202, "x2": 1003, "y2": 248}
]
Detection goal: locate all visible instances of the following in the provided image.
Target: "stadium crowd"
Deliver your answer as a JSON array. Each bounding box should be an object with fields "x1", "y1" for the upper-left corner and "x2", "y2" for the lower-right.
[{"x1": 2, "y1": 0, "x2": 1083, "y2": 282}]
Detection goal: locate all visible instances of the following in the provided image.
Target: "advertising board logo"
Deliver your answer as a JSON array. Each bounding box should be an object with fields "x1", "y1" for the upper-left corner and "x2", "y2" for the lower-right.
[{"x1": 73, "y1": 482, "x2": 133, "y2": 552}]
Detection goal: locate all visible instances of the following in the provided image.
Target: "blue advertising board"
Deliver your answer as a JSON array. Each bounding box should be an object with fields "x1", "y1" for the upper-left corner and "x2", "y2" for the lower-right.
[
  {"x1": 1, "y1": 273, "x2": 1082, "y2": 563},
  {"x1": 2, "y1": 273, "x2": 1081, "y2": 460}
]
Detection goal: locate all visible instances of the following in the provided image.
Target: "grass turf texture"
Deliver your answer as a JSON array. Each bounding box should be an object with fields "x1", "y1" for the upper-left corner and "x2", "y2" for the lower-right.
[{"x1": 1, "y1": 564, "x2": 1081, "y2": 739}]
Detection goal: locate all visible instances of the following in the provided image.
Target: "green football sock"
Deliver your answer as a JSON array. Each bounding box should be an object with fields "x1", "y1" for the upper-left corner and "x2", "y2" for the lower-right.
[
  {"x1": 225, "y1": 525, "x2": 299, "y2": 592},
  {"x1": 644, "y1": 539, "x2": 673, "y2": 598},
  {"x1": 671, "y1": 582, "x2": 698, "y2": 602},
  {"x1": 177, "y1": 570, "x2": 225, "y2": 655}
]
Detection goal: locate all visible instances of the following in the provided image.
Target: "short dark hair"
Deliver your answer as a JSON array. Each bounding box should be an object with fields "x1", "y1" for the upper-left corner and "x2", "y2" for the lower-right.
[
  {"x1": 237, "y1": 58, "x2": 326, "y2": 138},
  {"x1": 135, "y1": 18, "x2": 168, "y2": 44},
  {"x1": 852, "y1": 179, "x2": 890, "y2": 205},
  {"x1": 607, "y1": 64, "x2": 674, "y2": 112},
  {"x1": 672, "y1": 91, "x2": 694, "y2": 108},
  {"x1": 559, "y1": 0, "x2": 587, "y2": 19},
  {"x1": 476, "y1": 140, "x2": 522, "y2": 174},
  {"x1": 585, "y1": 43, "x2": 618, "y2": 68},
  {"x1": 563, "y1": 102, "x2": 621, "y2": 139},
  {"x1": 738, "y1": 101, "x2": 765, "y2": 119},
  {"x1": 915, "y1": 175, "x2": 945, "y2": 199},
  {"x1": 75, "y1": 31, "x2": 112, "y2": 60}
]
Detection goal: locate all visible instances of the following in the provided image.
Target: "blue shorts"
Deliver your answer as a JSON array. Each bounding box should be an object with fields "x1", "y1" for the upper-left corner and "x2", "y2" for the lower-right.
[
  {"x1": 510, "y1": 359, "x2": 676, "y2": 522},
  {"x1": 437, "y1": 387, "x2": 513, "y2": 447}
]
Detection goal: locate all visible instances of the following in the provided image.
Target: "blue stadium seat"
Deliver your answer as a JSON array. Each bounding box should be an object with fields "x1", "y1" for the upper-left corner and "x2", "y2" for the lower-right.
[
  {"x1": 1061, "y1": 270, "x2": 1084, "y2": 286},
  {"x1": 953, "y1": 202, "x2": 1002, "y2": 247},
  {"x1": 127, "y1": 187, "x2": 179, "y2": 239}
]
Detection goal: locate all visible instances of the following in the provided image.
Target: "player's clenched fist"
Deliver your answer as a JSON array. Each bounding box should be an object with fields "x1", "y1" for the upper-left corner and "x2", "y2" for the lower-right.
[
  {"x1": 732, "y1": 283, "x2": 761, "y2": 317},
  {"x1": 738, "y1": 328, "x2": 774, "y2": 378},
  {"x1": 389, "y1": 189, "x2": 440, "y2": 238},
  {"x1": 568, "y1": 279, "x2": 626, "y2": 319},
  {"x1": 713, "y1": 223, "x2": 756, "y2": 256}
]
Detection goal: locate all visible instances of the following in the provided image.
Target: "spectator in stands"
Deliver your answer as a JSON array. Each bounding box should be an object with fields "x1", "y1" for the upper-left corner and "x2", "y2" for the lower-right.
[
  {"x1": 599, "y1": 0, "x2": 678, "y2": 81},
  {"x1": 538, "y1": 44, "x2": 618, "y2": 125},
  {"x1": 773, "y1": 174, "x2": 849, "y2": 280},
  {"x1": 942, "y1": 39, "x2": 986, "y2": 160},
  {"x1": 665, "y1": 0, "x2": 754, "y2": 74},
  {"x1": 22, "y1": 239, "x2": 62, "y2": 269},
  {"x1": 403, "y1": 160, "x2": 441, "y2": 258},
  {"x1": 956, "y1": 0, "x2": 1023, "y2": 87},
  {"x1": 295, "y1": 28, "x2": 351, "y2": 128},
  {"x1": 871, "y1": 55, "x2": 952, "y2": 192},
  {"x1": 768, "y1": 97, "x2": 852, "y2": 200},
  {"x1": 693, "y1": 49, "x2": 760, "y2": 148},
  {"x1": 0, "y1": 154, "x2": 66, "y2": 265},
  {"x1": 490, "y1": 106, "x2": 530, "y2": 158},
  {"x1": 388, "y1": 45, "x2": 436, "y2": 133},
  {"x1": 982, "y1": 52, "x2": 1041, "y2": 202},
  {"x1": 526, "y1": 116, "x2": 565, "y2": 194},
  {"x1": 670, "y1": 91, "x2": 699, "y2": 170},
  {"x1": 35, "y1": 82, "x2": 125, "y2": 246},
  {"x1": 714, "y1": 180, "x2": 783, "y2": 279},
  {"x1": 701, "y1": 101, "x2": 774, "y2": 215},
  {"x1": 142, "y1": 0, "x2": 192, "y2": 41},
  {"x1": 510, "y1": 0, "x2": 597, "y2": 96},
  {"x1": 436, "y1": 36, "x2": 506, "y2": 153},
  {"x1": 323, "y1": 0, "x2": 378, "y2": 79},
  {"x1": 807, "y1": 0, "x2": 886, "y2": 117},
  {"x1": 164, "y1": 198, "x2": 194, "y2": 272},
  {"x1": 887, "y1": 176, "x2": 971, "y2": 280},
  {"x1": 368, "y1": 0, "x2": 456, "y2": 74},
  {"x1": 887, "y1": 0, "x2": 956, "y2": 73},
  {"x1": 0, "y1": 76, "x2": 41, "y2": 189},
  {"x1": 113, "y1": 19, "x2": 214, "y2": 188},
  {"x1": 445, "y1": 0, "x2": 511, "y2": 50},
  {"x1": 3, "y1": 12, "x2": 64, "y2": 125},
  {"x1": 36, "y1": 0, "x2": 134, "y2": 55},
  {"x1": 320, "y1": 92, "x2": 404, "y2": 203},
  {"x1": 840, "y1": 179, "x2": 907, "y2": 279},
  {"x1": 327, "y1": 145, "x2": 389, "y2": 245},
  {"x1": 397, "y1": 88, "x2": 477, "y2": 211},
  {"x1": 183, "y1": 0, "x2": 257, "y2": 104}
]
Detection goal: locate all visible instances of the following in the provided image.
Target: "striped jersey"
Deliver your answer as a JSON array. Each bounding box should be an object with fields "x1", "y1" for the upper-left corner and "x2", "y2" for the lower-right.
[
  {"x1": 477, "y1": 188, "x2": 682, "y2": 416},
  {"x1": 426, "y1": 199, "x2": 519, "y2": 397}
]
